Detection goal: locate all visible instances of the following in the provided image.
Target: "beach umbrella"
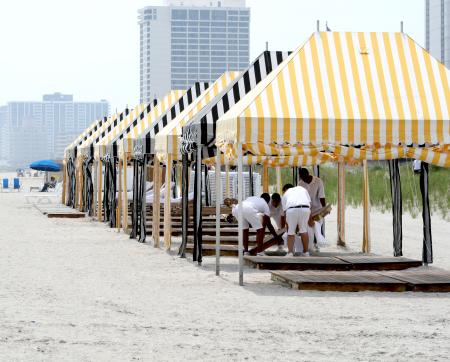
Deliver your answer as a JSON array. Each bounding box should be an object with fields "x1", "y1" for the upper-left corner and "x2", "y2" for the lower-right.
[{"x1": 30, "y1": 160, "x2": 61, "y2": 172}]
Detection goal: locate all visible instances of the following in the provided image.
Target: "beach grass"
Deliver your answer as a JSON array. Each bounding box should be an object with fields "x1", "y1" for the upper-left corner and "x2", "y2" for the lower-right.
[{"x1": 268, "y1": 162, "x2": 450, "y2": 220}]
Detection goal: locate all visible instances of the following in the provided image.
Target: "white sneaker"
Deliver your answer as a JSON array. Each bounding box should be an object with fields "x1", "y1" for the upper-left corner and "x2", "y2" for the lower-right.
[
  {"x1": 244, "y1": 251, "x2": 250, "y2": 256},
  {"x1": 256, "y1": 252, "x2": 265, "y2": 256},
  {"x1": 300, "y1": 252, "x2": 310, "y2": 257},
  {"x1": 285, "y1": 252, "x2": 294, "y2": 257},
  {"x1": 277, "y1": 245, "x2": 284, "y2": 252}
]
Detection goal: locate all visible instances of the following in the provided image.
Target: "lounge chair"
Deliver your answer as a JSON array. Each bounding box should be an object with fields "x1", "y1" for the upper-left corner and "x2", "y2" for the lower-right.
[{"x1": 24, "y1": 182, "x2": 62, "y2": 204}]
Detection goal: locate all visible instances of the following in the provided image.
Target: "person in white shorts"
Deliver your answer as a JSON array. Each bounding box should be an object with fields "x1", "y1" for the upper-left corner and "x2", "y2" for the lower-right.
[
  {"x1": 232, "y1": 193, "x2": 279, "y2": 255},
  {"x1": 281, "y1": 184, "x2": 311, "y2": 257},
  {"x1": 299, "y1": 168, "x2": 329, "y2": 248}
]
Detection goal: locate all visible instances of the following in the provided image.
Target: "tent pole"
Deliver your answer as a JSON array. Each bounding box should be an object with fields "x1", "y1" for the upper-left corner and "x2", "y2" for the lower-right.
[
  {"x1": 276, "y1": 166, "x2": 282, "y2": 193},
  {"x1": 337, "y1": 159, "x2": 346, "y2": 246},
  {"x1": 195, "y1": 147, "x2": 203, "y2": 264},
  {"x1": 179, "y1": 153, "x2": 189, "y2": 257},
  {"x1": 215, "y1": 153, "x2": 222, "y2": 276},
  {"x1": 97, "y1": 160, "x2": 103, "y2": 221},
  {"x1": 117, "y1": 157, "x2": 122, "y2": 232},
  {"x1": 164, "y1": 154, "x2": 173, "y2": 250},
  {"x1": 262, "y1": 163, "x2": 269, "y2": 193},
  {"x1": 237, "y1": 142, "x2": 244, "y2": 286},
  {"x1": 225, "y1": 164, "x2": 230, "y2": 198},
  {"x1": 362, "y1": 160, "x2": 370, "y2": 253},
  {"x1": 153, "y1": 157, "x2": 161, "y2": 248},
  {"x1": 123, "y1": 154, "x2": 129, "y2": 231}
]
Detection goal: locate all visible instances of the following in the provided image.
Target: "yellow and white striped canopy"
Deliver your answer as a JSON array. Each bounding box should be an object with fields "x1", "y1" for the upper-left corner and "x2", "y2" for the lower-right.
[
  {"x1": 202, "y1": 153, "x2": 335, "y2": 167},
  {"x1": 216, "y1": 32, "x2": 450, "y2": 167},
  {"x1": 118, "y1": 90, "x2": 186, "y2": 156},
  {"x1": 64, "y1": 116, "x2": 106, "y2": 159},
  {"x1": 94, "y1": 103, "x2": 146, "y2": 160},
  {"x1": 77, "y1": 112, "x2": 121, "y2": 157},
  {"x1": 154, "y1": 72, "x2": 240, "y2": 162}
]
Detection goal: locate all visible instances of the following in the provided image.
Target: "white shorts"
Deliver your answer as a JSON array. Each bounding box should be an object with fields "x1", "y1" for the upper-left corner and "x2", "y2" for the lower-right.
[
  {"x1": 233, "y1": 205, "x2": 264, "y2": 229},
  {"x1": 285, "y1": 208, "x2": 310, "y2": 235}
]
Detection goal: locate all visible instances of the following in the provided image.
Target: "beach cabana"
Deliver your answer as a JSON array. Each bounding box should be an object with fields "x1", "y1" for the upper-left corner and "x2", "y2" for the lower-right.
[
  {"x1": 178, "y1": 51, "x2": 291, "y2": 263},
  {"x1": 153, "y1": 71, "x2": 241, "y2": 250},
  {"x1": 75, "y1": 108, "x2": 130, "y2": 215},
  {"x1": 117, "y1": 82, "x2": 210, "y2": 241},
  {"x1": 215, "y1": 31, "x2": 450, "y2": 285},
  {"x1": 93, "y1": 93, "x2": 185, "y2": 226},
  {"x1": 63, "y1": 115, "x2": 109, "y2": 207}
]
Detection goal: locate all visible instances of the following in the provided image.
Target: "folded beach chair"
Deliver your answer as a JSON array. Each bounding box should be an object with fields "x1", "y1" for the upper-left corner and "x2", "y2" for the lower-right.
[
  {"x1": 13, "y1": 178, "x2": 21, "y2": 191},
  {"x1": 1, "y1": 178, "x2": 8, "y2": 192}
]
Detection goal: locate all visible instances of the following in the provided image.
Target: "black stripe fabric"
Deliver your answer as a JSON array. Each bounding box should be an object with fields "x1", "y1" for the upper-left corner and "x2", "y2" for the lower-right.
[
  {"x1": 388, "y1": 159, "x2": 403, "y2": 257},
  {"x1": 420, "y1": 162, "x2": 433, "y2": 264}
]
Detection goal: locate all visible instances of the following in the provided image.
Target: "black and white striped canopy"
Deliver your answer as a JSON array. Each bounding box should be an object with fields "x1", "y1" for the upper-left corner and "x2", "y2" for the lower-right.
[
  {"x1": 127, "y1": 82, "x2": 210, "y2": 156},
  {"x1": 180, "y1": 51, "x2": 291, "y2": 157}
]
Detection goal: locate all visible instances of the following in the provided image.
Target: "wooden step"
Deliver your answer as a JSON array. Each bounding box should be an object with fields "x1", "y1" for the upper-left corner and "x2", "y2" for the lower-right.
[
  {"x1": 184, "y1": 243, "x2": 239, "y2": 257},
  {"x1": 271, "y1": 268, "x2": 450, "y2": 292}
]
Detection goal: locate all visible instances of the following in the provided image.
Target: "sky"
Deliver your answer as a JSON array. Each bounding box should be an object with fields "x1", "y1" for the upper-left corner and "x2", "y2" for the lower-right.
[{"x1": 0, "y1": 0, "x2": 424, "y2": 112}]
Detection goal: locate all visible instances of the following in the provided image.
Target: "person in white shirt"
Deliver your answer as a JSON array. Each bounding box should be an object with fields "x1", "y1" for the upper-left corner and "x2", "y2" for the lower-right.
[
  {"x1": 232, "y1": 193, "x2": 279, "y2": 255},
  {"x1": 299, "y1": 168, "x2": 329, "y2": 248},
  {"x1": 269, "y1": 193, "x2": 285, "y2": 230},
  {"x1": 269, "y1": 193, "x2": 286, "y2": 252},
  {"x1": 281, "y1": 184, "x2": 311, "y2": 257}
]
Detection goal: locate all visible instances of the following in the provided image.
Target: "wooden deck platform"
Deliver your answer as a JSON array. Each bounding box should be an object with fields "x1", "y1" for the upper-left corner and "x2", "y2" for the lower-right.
[
  {"x1": 35, "y1": 204, "x2": 85, "y2": 219},
  {"x1": 271, "y1": 268, "x2": 450, "y2": 292},
  {"x1": 245, "y1": 254, "x2": 422, "y2": 271}
]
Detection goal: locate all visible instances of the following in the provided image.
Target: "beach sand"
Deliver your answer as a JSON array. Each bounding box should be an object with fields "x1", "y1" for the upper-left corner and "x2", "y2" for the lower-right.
[{"x1": 0, "y1": 174, "x2": 449, "y2": 361}]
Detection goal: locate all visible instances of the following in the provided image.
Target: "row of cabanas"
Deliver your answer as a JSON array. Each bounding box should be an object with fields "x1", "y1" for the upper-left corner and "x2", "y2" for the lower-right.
[{"x1": 63, "y1": 31, "x2": 449, "y2": 285}]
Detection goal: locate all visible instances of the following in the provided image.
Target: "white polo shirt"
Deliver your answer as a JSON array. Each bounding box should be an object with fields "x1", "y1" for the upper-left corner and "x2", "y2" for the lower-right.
[
  {"x1": 269, "y1": 200, "x2": 284, "y2": 227},
  {"x1": 281, "y1": 186, "x2": 311, "y2": 211},
  {"x1": 232, "y1": 196, "x2": 270, "y2": 217},
  {"x1": 299, "y1": 176, "x2": 325, "y2": 214}
]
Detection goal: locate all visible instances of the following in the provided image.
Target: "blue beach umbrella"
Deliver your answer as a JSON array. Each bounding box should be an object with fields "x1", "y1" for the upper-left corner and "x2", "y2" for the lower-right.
[{"x1": 29, "y1": 160, "x2": 61, "y2": 172}]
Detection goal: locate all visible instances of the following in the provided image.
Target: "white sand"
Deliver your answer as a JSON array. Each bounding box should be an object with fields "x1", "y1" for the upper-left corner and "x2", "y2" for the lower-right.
[{"x1": 1, "y1": 174, "x2": 449, "y2": 361}]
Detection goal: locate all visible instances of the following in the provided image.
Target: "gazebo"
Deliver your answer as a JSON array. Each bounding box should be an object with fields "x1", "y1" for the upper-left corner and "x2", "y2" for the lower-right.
[{"x1": 214, "y1": 31, "x2": 450, "y2": 285}]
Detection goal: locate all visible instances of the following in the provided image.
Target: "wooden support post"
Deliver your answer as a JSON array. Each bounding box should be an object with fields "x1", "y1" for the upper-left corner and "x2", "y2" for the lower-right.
[
  {"x1": 123, "y1": 155, "x2": 129, "y2": 231},
  {"x1": 62, "y1": 160, "x2": 67, "y2": 205},
  {"x1": 262, "y1": 163, "x2": 269, "y2": 193},
  {"x1": 215, "y1": 153, "x2": 222, "y2": 276},
  {"x1": 153, "y1": 158, "x2": 161, "y2": 248},
  {"x1": 225, "y1": 164, "x2": 230, "y2": 198},
  {"x1": 362, "y1": 160, "x2": 370, "y2": 253},
  {"x1": 117, "y1": 157, "x2": 122, "y2": 232},
  {"x1": 337, "y1": 159, "x2": 346, "y2": 246},
  {"x1": 237, "y1": 142, "x2": 244, "y2": 286},
  {"x1": 164, "y1": 154, "x2": 173, "y2": 250},
  {"x1": 276, "y1": 166, "x2": 282, "y2": 193},
  {"x1": 97, "y1": 160, "x2": 103, "y2": 221}
]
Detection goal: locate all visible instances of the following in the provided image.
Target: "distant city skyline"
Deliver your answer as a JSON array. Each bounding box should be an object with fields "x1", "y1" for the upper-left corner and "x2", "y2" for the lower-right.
[
  {"x1": 0, "y1": 93, "x2": 109, "y2": 166},
  {"x1": 0, "y1": 0, "x2": 424, "y2": 112}
]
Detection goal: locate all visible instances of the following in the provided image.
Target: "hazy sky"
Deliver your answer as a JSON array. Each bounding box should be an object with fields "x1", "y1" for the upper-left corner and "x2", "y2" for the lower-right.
[{"x1": 0, "y1": 0, "x2": 424, "y2": 112}]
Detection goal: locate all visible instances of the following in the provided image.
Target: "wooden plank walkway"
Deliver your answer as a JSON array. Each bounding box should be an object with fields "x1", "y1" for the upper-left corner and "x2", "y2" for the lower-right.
[
  {"x1": 245, "y1": 255, "x2": 422, "y2": 271},
  {"x1": 35, "y1": 204, "x2": 85, "y2": 219},
  {"x1": 271, "y1": 268, "x2": 450, "y2": 292}
]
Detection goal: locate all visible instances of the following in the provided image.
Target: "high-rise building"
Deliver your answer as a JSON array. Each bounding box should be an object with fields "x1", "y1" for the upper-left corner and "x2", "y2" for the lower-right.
[
  {"x1": 0, "y1": 106, "x2": 9, "y2": 163},
  {"x1": 1, "y1": 93, "x2": 109, "y2": 167},
  {"x1": 138, "y1": 0, "x2": 250, "y2": 103},
  {"x1": 425, "y1": 0, "x2": 450, "y2": 68}
]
